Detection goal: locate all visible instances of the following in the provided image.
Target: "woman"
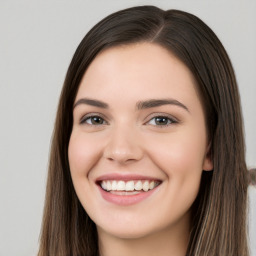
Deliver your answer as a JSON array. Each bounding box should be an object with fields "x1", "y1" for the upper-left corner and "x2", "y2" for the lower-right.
[{"x1": 38, "y1": 6, "x2": 249, "y2": 256}]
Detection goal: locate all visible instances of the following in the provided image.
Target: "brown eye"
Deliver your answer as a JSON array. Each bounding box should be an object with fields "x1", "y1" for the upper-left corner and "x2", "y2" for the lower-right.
[
  {"x1": 81, "y1": 115, "x2": 106, "y2": 125},
  {"x1": 147, "y1": 116, "x2": 177, "y2": 126}
]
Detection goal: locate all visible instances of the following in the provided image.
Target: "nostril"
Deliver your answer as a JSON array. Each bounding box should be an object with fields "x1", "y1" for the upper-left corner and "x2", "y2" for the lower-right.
[{"x1": 103, "y1": 144, "x2": 144, "y2": 164}]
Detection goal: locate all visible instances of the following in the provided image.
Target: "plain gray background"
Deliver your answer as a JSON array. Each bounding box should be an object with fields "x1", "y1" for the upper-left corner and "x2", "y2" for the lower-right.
[{"x1": 0, "y1": 1, "x2": 255, "y2": 255}]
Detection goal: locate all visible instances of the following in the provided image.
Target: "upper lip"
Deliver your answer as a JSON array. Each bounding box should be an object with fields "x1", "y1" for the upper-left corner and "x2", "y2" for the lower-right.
[{"x1": 95, "y1": 173, "x2": 162, "y2": 183}]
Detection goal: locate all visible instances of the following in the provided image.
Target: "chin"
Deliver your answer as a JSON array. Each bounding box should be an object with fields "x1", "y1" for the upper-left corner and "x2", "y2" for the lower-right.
[{"x1": 97, "y1": 222, "x2": 161, "y2": 240}]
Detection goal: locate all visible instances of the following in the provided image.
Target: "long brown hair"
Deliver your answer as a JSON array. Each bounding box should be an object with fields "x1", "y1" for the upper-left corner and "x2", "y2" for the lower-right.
[{"x1": 38, "y1": 6, "x2": 249, "y2": 256}]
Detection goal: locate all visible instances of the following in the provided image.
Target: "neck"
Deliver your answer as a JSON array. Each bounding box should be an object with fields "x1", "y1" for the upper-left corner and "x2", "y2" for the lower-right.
[{"x1": 97, "y1": 214, "x2": 190, "y2": 256}]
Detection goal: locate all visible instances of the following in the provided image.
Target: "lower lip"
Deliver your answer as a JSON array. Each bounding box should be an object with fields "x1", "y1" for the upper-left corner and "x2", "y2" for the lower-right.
[{"x1": 98, "y1": 185, "x2": 159, "y2": 206}]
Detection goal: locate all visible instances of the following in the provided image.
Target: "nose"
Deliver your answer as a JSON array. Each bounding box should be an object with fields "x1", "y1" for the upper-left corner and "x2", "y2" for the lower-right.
[{"x1": 103, "y1": 125, "x2": 144, "y2": 164}]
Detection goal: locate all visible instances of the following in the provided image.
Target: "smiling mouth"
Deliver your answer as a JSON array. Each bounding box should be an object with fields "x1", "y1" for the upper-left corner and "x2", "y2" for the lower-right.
[{"x1": 99, "y1": 180, "x2": 161, "y2": 195}]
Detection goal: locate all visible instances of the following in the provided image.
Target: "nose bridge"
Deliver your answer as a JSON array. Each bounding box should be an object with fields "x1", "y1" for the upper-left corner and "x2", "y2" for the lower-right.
[{"x1": 104, "y1": 121, "x2": 143, "y2": 163}]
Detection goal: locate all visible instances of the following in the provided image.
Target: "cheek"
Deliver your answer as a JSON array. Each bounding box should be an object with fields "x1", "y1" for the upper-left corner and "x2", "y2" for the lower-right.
[
  {"x1": 144, "y1": 129, "x2": 206, "y2": 199},
  {"x1": 68, "y1": 132, "x2": 102, "y2": 215},
  {"x1": 68, "y1": 132, "x2": 102, "y2": 176},
  {"x1": 146, "y1": 132, "x2": 206, "y2": 174}
]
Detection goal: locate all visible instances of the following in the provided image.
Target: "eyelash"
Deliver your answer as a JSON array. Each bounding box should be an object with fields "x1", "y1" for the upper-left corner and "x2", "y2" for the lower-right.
[
  {"x1": 80, "y1": 113, "x2": 108, "y2": 125},
  {"x1": 80, "y1": 113, "x2": 178, "y2": 127},
  {"x1": 146, "y1": 115, "x2": 178, "y2": 127}
]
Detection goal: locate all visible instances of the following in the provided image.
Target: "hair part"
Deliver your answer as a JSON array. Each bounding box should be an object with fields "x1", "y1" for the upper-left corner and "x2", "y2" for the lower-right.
[{"x1": 38, "y1": 5, "x2": 249, "y2": 256}]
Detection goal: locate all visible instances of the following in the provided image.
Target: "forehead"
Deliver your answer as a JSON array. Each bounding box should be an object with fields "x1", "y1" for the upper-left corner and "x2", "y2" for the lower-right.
[{"x1": 76, "y1": 43, "x2": 200, "y2": 106}]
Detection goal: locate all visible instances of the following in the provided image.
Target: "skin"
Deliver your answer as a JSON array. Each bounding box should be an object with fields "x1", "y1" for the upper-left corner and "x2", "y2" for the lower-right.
[{"x1": 68, "y1": 43, "x2": 213, "y2": 256}]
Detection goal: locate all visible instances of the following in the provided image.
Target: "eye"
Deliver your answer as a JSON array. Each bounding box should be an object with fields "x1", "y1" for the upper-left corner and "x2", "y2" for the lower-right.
[
  {"x1": 147, "y1": 115, "x2": 177, "y2": 127},
  {"x1": 80, "y1": 115, "x2": 107, "y2": 125}
]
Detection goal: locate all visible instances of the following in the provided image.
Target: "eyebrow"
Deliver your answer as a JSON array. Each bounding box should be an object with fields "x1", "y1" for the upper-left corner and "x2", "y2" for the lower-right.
[
  {"x1": 136, "y1": 99, "x2": 189, "y2": 112},
  {"x1": 73, "y1": 98, "x2": 109, "y2": 109},
  {"x1": 73, "y1": 97, "x2": 189, "y2": 112}
]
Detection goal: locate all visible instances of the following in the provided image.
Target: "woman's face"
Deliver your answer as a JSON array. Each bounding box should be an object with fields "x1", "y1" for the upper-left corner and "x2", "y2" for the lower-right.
[{"x1": 68, "y1": 43, "x2": 213, "y2": 239}]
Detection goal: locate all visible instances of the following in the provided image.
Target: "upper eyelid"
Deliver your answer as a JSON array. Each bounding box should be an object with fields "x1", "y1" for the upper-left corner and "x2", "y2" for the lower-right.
[
  {"x1": 80, "y1": 112, "x2": 108, "y2": 124},
  {"x1": 144, "y1": 112, "x2": 179, "y2": 123}
]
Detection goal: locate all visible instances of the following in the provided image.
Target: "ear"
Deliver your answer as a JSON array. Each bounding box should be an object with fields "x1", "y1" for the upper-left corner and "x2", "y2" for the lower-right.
[{"x1": 202, "y1": 143, "x2": 213, "y2": 171}]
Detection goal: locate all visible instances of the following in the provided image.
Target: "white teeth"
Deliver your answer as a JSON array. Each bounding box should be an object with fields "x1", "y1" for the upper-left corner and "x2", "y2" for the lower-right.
[
  {"x1": 102, "y1": 181, "x2": 107, "y2": 190},
  {"x1": 117, "y1": 181, "x2": 126, "y2": 190},
  {"x1": 135, "y1": 180, "x2": 142, "y2": 191},
  {"x1": 107, "y1": 181, "x2": 112, "y2": 191},
  {"x1": 149, "y1": 181, "x2": 154, "y2": 189},
  {"x1": 100, "y1": 180, "x2": 159, "y2": 192},
  {"x1": 142, "y1": 181, "x2": 149, "y2": 191},
  {"x1": 112, "y1": 180, "x2": 117, "y2": 190},
  {"x1": 125, "y1": 181, "x2": 134, "y2": 191}
]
